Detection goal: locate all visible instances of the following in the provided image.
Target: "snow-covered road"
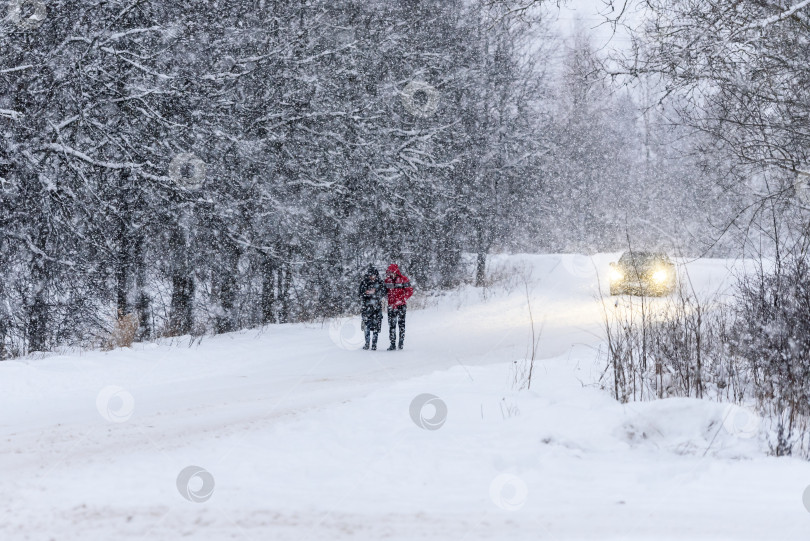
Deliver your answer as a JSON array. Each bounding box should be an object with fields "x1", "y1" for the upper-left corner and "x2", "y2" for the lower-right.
[{"x1": 2, "y1": 254, "x2": 809, "y2": 540}]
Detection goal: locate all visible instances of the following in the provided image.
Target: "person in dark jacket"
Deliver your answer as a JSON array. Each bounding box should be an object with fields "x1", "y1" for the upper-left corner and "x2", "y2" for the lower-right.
[
  {"x1": 384, "y1": 263, "x2": 414, "y2": 350},
  {"x1": 358, "y1": 265, "x2": 386, "y2": 350}
]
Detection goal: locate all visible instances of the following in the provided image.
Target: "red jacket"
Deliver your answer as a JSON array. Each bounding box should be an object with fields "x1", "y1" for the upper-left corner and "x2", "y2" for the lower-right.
[{"x1": 384, "y1": 264, "x2": 413, "y2": 307}]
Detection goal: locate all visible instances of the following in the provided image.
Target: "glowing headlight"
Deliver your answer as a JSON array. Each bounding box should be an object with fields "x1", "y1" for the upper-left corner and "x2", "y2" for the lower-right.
[
  {"x1": 609, "y1": 268, "x2": 624, "y2": 282},
  {"x1": 652, "y1": 269, "x2": 668, "y2": 283}
]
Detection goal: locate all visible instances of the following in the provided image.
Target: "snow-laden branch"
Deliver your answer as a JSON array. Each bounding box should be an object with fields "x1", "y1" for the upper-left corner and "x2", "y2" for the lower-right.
[
  {"x1": 98, "y1": 47, "x2": 173, "y2": 79},
  {"x1": 42, "y1": 143, "x2": 170, "y2": 182},
  {"x1": 0, "y1": 64, "x2": 34, "y2": 74},
  {"x1": 0, "y1": 109, "x2": 23, "y2": 121},
  {"x1": 741, "y1": 0, "x2": 810, "y2": 31},
  {"x1": 105, "y1": 26, "x2": 163, "y2": 42},
  {"x1": 43, "y1": 143, "x2": 143, "y2": 170}
]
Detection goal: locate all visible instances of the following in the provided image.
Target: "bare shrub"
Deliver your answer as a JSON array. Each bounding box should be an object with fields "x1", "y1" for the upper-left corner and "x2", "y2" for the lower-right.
[
  {"x1": 105, "y1": 311, "x2": 139, "y2": 350},
  {"x1": 600, "y1": 283, "x2": 730, "y2": 403},
  {"x1": 731, "y1": 253, "x2": 810, "y2": 456},
  {"x1": 600, "y1": 254, "x2": 810, "y2": 458}
]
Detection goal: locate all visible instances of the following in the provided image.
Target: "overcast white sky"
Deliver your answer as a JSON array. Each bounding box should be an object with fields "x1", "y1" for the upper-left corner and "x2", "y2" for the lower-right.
[{"x1": 550, "y1": 0, "x2": 638, "y2": 52}]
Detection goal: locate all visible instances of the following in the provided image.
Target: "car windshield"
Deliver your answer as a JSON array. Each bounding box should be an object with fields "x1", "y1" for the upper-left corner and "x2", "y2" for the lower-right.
[{"x1": 619, "y1": 251, "x2": 668, "y2": 267}]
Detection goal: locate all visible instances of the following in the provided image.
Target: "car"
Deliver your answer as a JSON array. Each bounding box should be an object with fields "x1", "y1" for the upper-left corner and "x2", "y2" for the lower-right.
[{"x1": 608, "y1": 251, "x2": 676, "y2": 296}]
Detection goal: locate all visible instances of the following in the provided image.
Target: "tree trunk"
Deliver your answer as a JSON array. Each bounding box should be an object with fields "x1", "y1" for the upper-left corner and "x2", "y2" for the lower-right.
[
  {"x1": 169, "y1": 272, "x2": 194, "y2": 336},
  {"x1": 0, "y1": 315, "x2": 7, "y2": 360},
  {"x1": 115, "y1": 217, "x2": 131, "y2": 316},
  {"x1": 260, "y1": 253, "x2": 276, "y2": 324},
  {"x1": 133, "y1": 235, "x2": 151, "y2": 341},
  {"x1": 278, "y1": 261, "x2": 292, "y2": 324},
  {"x1": 474, "y1": 223, "x2": 490, "y2": 287},
  {"x1": 29, "y1": 257, "x2": 49, "y2": 350},
  {"x1": 215, "y1": 243, "x2": 239, "y2": 334},
  {"x1": 135, "y1": 291, "x2": 151, "y2": 340},
  {"x1": 475, "y1": 250, "x2": 487, "y2": 287},
  {"x1": 28, "y1": 199, "x2": 50, "y2": 352},
  {"x1": 168, "y1": 225, "x2": 194, "y2": 336},
  {"x1": 0, "y1": 245, "x2": 10, "y2": 359}
]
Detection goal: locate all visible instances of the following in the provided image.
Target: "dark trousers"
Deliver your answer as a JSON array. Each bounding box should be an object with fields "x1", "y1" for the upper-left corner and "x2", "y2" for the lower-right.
[
  {"x1": 364, "y1": 328, "x2": 379, "y2": 348},
  {"x1": 388, "y1": 304, "x2": 406, "y2": 348}
]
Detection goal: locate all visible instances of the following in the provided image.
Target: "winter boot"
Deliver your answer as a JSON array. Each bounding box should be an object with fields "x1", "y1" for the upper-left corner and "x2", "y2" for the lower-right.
[
  {"x1": 363, "y1": 329, "x2": 370, "y2": 350},
  {"x1": 387, "y1": 343, "x2": 396, "y2": 351},
  {"x1": 371, "y1": 333, "x2": 378, "y2": 351}
]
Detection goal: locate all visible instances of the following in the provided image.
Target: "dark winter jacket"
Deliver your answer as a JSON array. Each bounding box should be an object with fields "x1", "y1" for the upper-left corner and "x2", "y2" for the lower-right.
[
  {"x1": 359, "y1": 267, "x2": 385, "y2": 331},
  {"x1": 384, "y1": 264, "x2": 413, "y2": 308}
]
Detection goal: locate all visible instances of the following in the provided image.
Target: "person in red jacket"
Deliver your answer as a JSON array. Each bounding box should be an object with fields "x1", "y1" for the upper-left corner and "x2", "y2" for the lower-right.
[{"x1": 384, "y1": 263, "x2": 413, "y2": 350}]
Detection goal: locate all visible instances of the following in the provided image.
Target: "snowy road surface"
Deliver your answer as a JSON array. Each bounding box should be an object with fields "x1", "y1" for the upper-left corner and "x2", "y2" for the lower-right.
[{"x1": 2, "y1": 254, "x2": 809, "y2": 540}]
